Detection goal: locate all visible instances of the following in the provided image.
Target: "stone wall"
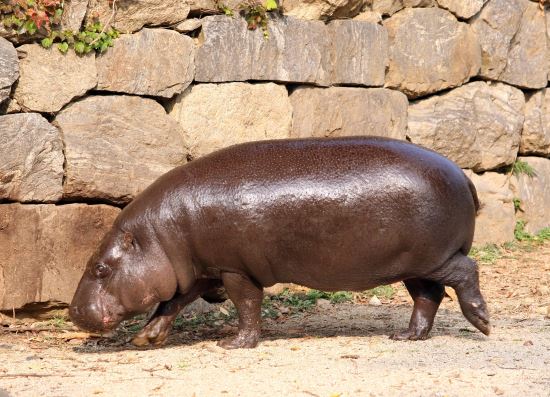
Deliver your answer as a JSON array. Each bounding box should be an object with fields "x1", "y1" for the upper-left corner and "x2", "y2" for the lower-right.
[{"x1": 1, "y1": 0, "x2": 549, "y2": 310}]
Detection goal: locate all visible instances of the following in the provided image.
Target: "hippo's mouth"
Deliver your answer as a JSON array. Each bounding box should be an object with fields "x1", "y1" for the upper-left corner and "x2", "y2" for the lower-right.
[
  {"x1": 69, "y1": 304, "x2": 127, "y2": 334},
  {"x1": 71, "y1": 315, "x2": 123, "y2": 334}
]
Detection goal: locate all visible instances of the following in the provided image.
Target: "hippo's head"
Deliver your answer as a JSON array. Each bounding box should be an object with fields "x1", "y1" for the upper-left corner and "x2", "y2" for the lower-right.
[{"x1": 69, "y1": 227, "x2": 178, "y2": 333}]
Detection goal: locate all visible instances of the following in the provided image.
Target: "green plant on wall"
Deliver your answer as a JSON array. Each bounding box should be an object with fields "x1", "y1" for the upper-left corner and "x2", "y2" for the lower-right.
[
  {"x1": 1, "y1": 0, "x2": 119, "y2": 54},
  {"x1": 511, "y1": 159, "x2": 537, "y2": 177},
  {"x1": 1, "y1": 0, "x2": 64, "y2": 35},
  {"x1": 41, "y1": 22, "x2": 120, "y2": 54},
  {"x1": 241, "y1": 0, "x2": 278, "y2": 38},
  {"x1": 217, "y1": 2, "x2": 234, "y2": 16},
  {"x1": 219, "y1": 0, "x2": 279, "y2": 38},
  {"x1": 513, "y1": 197, "x2": 522, "y2": 213}
]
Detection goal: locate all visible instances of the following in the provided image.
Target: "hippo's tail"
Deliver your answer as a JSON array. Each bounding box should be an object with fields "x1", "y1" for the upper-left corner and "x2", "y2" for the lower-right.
[{"x1": 466, "y1": 177, "x2": 480, "y2": 215}]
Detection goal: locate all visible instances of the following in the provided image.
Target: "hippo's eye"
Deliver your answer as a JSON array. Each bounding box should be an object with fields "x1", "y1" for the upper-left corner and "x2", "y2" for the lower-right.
[{"x1": 94, "y1": 263, "x2": 111, "y2": 279}]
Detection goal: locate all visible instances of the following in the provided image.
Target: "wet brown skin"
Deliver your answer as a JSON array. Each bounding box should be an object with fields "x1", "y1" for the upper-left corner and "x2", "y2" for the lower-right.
[{"x1": 69, "y1": 136, "x2": 490, "y2": 349}]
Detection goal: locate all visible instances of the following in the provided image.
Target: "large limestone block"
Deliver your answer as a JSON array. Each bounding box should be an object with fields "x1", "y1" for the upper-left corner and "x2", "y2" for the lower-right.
[
  {"x1": 407, "y1": 82, "x2": 525, "y2": 172},
  {"x1": 13, "y1": 45, "x2": 96, "y2": 113},
  {"x1": 435, "y1": 0, "x2": 487, "y2": 18},
  {"x1": 86, "y1": 0, "x2": 190, "y2": 33},
  {"x1": 96, "y1": 29, "x2": 195, "y2": 98},
  {"x1": 470, "y1": 0, "x2": 521, "y2": 80},
  {"x1": 196, "y1": 16, "x2": 388, "y2": 86},
  {"x1": 169, "y1": 83, "x2": 292, "y2": 158},
  {"x1": 499, "y1": 0, "x2": 547, "y2": 89},
  {"x1": 0, "y1": 204, "x2": 119, "y2": 310},
  {"x1": 511, "y1": 157, "x2": 550, "y2": 234},
  {"x1": 0, "y1": 37, "x2": 19, "y2": 105},
  {"x1": 290, "y1": 86, "x2": 408, "y2": 139},
  {"x1": 196, "y1": 16, "x2": 331, "y2": 85},
  {"x1": 465, "y1": 171, "x2": 516, "y2": 246},
  {"x1": 384, "y1": 7, "x2": 480, "y2": 98},
  {"x1": 521, "y1": 89, "x2": 550, "y2": 156},
  {"x1": 283, "y1": 0, "x2": 370, "y2": 20},
  {"x1": 0, "y1": 114, "x2": 64, "y2": 203},
  {"x1": 56, "y1": 95, "x2": 186, "y2": 204},
  {"x1": 327, "y1": 20, "x2": 387, "y2": 86},
  {"x1": 471, "y1": 0, "x2": 547, "y2": 89}
]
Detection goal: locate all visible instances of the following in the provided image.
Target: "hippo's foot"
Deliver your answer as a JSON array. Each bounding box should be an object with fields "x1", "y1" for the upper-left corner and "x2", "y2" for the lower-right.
[
  {"x1": 131, "y1": 317, "x2": 172, "y2": 347},
  {"x1": 429, "y1": 253, "x2": 491, "y2": 336},
  {"x1": 389, "y1": 328, "x2": 430, "y2": 341},
  {"x1": 392, "y1": 279, "x2": 444, "y2": 341},
  {"x1": 218, "y1": 272, "x2": 263, "y2": 349},
  {"x1": 217, "y1": 330, "x2": 260, "y2": 349},
  {"x1": 459, "y1": 298, "x2": 491, "y2": 336}
]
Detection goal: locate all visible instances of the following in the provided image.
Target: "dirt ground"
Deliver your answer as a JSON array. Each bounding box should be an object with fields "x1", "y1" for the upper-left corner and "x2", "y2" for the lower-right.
[{"x1": 1, "y1": 242, "x2": 549, "y2": 397}]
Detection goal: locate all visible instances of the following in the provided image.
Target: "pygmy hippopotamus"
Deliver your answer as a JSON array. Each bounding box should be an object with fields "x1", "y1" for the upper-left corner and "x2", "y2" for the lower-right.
[{"x1": 69, "y1": 137, "x2": 490, "y2": 349}]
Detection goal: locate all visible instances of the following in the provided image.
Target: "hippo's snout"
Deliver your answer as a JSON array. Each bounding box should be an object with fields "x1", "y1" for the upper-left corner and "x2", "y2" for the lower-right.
[{"x1": 69, "y1": 299, "x2": 124, "y2": 334}]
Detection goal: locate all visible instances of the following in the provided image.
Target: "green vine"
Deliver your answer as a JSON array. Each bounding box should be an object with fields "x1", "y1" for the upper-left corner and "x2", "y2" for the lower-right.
[
  {"x1": 1, "y1": 0, "x2": 63, "y2": 35},
  {"x1": 219, "y1": 0, "x2": 279, "y2": 38},
  {"x1": 1, "y1": 0, "x2": 119, "y2": 54},
  {"x1": 42, "y1": 22, "x2": 119, "y2": 54}
]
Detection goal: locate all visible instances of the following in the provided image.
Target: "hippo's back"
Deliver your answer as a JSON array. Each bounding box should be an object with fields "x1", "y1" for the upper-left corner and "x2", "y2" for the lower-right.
[{"x1": 160, "y1": 137, "x2": 478, "y2": 290}]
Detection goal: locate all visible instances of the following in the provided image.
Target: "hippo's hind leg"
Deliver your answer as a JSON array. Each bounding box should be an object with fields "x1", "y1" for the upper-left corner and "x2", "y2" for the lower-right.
[
  {"x1": 132, "y1": 279, "x2": 222, "y2": 347},
  {"x1": 390, "y1": 279, "x2": 444, "y2": 341},
  {"x1": 429, "y1": 252, "x2": 491, "y2": 336},
  {"x1": 217, "y1": 272, "x2": 263, "y2": 349}
]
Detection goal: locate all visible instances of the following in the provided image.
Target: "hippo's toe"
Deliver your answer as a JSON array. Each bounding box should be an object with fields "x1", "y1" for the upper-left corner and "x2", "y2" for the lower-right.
[
  {"x1": 460, "y1": 299, "x2": 491, "y2": 336},
  {"x1": 131, "y1": 318, "x2": 171, "y2": 347},
  {"x1": 389, "y1": 328, "x2": 430, "y2": 341},
  {"x1": 217, "y1": 330, "x2": 260, "y2": 349}
]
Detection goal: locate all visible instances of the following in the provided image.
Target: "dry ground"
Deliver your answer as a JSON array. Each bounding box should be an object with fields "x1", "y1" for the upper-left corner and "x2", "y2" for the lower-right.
[{"x1": 1, "y1": 242, "x2": 549, "y2": 397}]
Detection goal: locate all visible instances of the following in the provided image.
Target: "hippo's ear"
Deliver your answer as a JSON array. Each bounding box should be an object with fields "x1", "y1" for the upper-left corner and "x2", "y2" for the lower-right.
[{"x1": 122, "y1": 231, "x2": 135, "y2": 251}]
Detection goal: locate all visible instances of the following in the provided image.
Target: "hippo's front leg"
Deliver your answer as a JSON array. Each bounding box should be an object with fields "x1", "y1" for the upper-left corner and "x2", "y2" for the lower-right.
[
  {"x1": 217, "y1": 272, "x2": 263, "y2": 349},
  {"x1": 132, "y1": 279, "x2": 222, "y2": 347}
]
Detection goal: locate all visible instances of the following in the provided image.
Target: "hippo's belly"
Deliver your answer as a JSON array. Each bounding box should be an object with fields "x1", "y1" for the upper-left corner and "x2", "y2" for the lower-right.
[{"x1": 190, "y1": 170, "x2": 473, "y2": 291}]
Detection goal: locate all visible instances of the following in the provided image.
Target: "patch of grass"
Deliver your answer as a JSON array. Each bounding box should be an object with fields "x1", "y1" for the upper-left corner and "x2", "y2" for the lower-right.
[
  {"x1": 269, "y1": 289, "x2": 318, "y2": 312},
  {"x1": 473, "y1": 223, "x2": 550, "y2": 262},
  {"x1": 352, "y1": 285, "x2": 396, "y2": 303},
  {"x1": 515, "y1": 220, "x2": 532, "y2": 242},
  {"x1": 512, "y1": 160, "x2": 537, "y2": 177},
  {"x1": 469, "y1": 244, "x2": 502, "y2": 265},
  {"x1": 362, "y1": 285, "x2": 396, "y2": 300},
  {"x1": 173, "y1": 307, "x2": 238, "y2": 330},
  {"x1": 305, "y1": 289, "x2": 354, "y2": 304},
  {"x1": 47, "y1": 314, "x2": 69, "y2": 328},
  {"x1": 515, "y1": 221, "x2": 550, "y2": 244},
  {"x1": 261, "y1": 288, "x2": 354, "y2": 318},
  {"x1": 502, "y1": 240, "x2": 517, "y2": 250},
  {"x1": 535, "y1": 227, "x2": 550, "y2": 240},
  {"x1": 261, "y1": 300, "x2": 280, "y2": 319}
]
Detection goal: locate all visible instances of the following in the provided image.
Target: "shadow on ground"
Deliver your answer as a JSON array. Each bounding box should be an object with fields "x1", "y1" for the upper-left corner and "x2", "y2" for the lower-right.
[{"x1": 73, "y1": 304, "x2": 489, "y2": 354}]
